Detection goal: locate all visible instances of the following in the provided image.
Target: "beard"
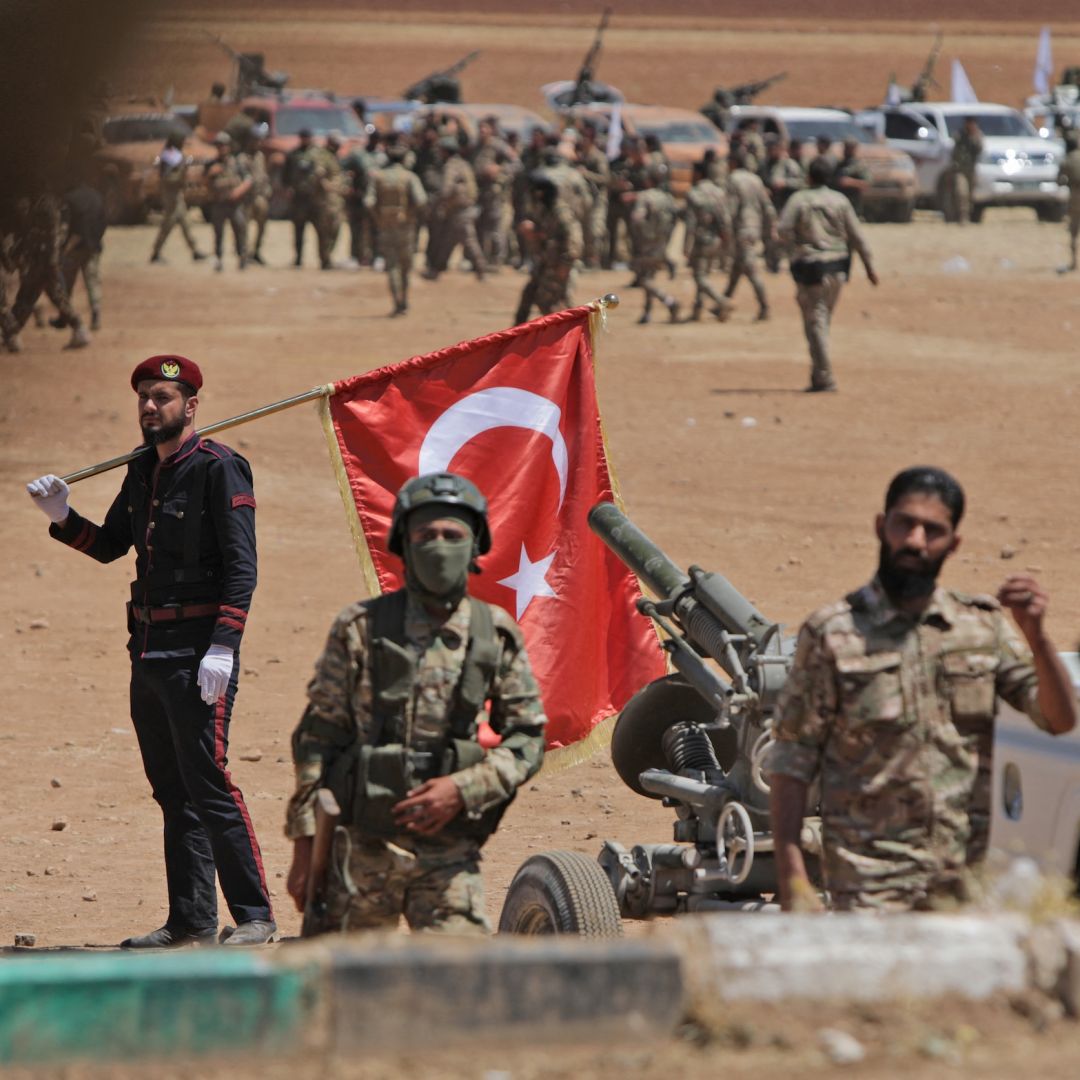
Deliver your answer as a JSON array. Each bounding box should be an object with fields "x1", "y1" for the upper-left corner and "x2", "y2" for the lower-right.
[
  {"x1": 877, "y1": 540, "x2": 948, "y2": 603},
  {"x1": 141, "y1": 415, "x2": 186, "y2": 446}
]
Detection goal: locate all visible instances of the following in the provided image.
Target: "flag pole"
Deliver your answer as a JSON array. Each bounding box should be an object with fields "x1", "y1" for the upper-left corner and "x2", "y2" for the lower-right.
[{"x1": 61, "y1": 384, "x2": 334, "y2": 484}]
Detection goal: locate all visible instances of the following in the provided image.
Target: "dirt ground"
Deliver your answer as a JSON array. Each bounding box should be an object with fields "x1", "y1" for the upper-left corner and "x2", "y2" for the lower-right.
[{"x1": 4, "y1": 5, "x2": 1080, "y2": 1076}]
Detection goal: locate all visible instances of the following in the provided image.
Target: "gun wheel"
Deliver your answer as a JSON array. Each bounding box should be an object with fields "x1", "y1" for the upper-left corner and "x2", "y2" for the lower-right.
[{"x1": 498, "y1": 850, "x2": 623, "y2": 937}]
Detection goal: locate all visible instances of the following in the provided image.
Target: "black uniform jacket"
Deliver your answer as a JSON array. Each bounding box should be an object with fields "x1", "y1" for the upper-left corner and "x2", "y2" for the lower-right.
[{"x1": 50, "y1": 432, "x2": 257, "y2": 660}]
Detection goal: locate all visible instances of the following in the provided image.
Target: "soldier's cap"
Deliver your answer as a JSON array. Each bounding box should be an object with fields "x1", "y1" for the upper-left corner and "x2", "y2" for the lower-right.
[
  {"x1": 130, "y1": 355, "x2": 203, "y2": 393},
  {"x1": 213, "y1": 131, "x2": 232, "y2": 147}
]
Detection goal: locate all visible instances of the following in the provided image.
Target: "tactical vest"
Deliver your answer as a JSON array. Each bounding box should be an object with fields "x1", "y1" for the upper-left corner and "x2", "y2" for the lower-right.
[
  {"x1": 374, "y1": 169, "x2": 410, "y2": 228},
  {"x1": 310, "y1": 591, "x2": 509, "y2": 842}
]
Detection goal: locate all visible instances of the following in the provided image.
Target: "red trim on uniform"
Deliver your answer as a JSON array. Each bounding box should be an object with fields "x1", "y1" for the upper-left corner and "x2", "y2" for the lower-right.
[
  {"x1": 220, "y1": 605, "x2": 248, "y2": 621},
  {"x1": 200, "y1": 440, "x2": 227, "y2": 460},
  {"x1": 161, "y1": 434, "x2": 202, "y2": 469},
  {"x1": 71, "y1": 521, "x2": 94, "y2": 551},
  {"x1": 218, "y1": 616, "x2": 246, "y2": 632},
  {"x1": 231, "y1": 494, "x2": 256, "y2": 510},
  {"x1": 212, "y1": 694, "x2": 272, "y2": 910}
]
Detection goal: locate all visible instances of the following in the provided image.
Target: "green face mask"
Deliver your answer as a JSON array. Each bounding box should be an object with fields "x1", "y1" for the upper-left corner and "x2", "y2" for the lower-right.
[{"x1": 408, "y1": 537, "x2": 474, "y2": 598}]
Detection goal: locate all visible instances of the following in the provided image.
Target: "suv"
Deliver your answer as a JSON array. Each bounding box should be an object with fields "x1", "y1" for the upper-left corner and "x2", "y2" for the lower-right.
[
  {"x1": 860, "y1": 102, "x2": 1067, "y2": 222},
  {"x1": 727, "y1": 105, "x2": 917, "y2": 222},
  {"x1": 568, "y1": 103, "x2": 728, "y2": 198}
]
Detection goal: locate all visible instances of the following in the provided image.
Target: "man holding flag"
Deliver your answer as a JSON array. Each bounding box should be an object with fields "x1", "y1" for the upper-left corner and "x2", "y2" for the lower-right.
[{"x1": 286, "y1": 473, "x2": 546, "y2": 934}]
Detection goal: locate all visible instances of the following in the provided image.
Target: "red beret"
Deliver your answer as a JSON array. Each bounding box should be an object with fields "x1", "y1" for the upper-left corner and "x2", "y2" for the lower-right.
[{"x1": 130, "y1": 355, "x2": 203, "y2": 393}]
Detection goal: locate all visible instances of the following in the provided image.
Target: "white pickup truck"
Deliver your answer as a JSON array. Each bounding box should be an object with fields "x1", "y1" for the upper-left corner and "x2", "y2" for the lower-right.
[{"x1": 991, "y1": 653, "x2": 1080, "y2": 883}]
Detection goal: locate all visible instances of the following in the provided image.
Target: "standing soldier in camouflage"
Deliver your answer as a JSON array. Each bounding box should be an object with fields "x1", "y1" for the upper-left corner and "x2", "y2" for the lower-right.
[
  {"x1": 283, "y1": 129, "x2": 322, "y2": 268},
  {"x1": 3, "y1": 188, "x2": 89, "y2": 351},
  {"x1": 204, "y1": 133, "x2": 252, "y2": 272},
  {"x1": 734, "y1": 119, "x2": 767, "y2": 174},
  {"x1": 629, "y1": 165, "x2": 679, "y2": 324},
  {"x1": 769, "y1": 466, "x2": 1077, "y2": 913},
  {"x1": 285, "y1": 473, "x2": 546, "y2": 936},
  {"x1": 832, "y1": 138, "x2": 872, "y2": 220},
  {"x1": 575, "y1": 122, "x2": 610, "y2": 270},
  {"x1": 471, "y1": 117, "x2": 514, "y2": 269},
  {"x1": 341, "y1": 135, "x2": 375, "y2": 268},
  {"x1": 313, "y1": 134, "x2": 346, "y2": 270},
  {"x1": 723, "y1": 149, "x2": 777, "y2": 321},
  {"x1": 424, "y1": 138, "x2": 486, "y2": 281},
  {"x1": 605, "y1": 136, "x2": 647, "y2": 270},
  {"x1": 1057, "y1": 131, "x2": 1080, "y2": 273},
  {"x1": 365, "y1": 141, "x2": 427, "y2": 316},
  {"x1": 778, "y1": 156, "x2": 877, "y2": 392},
  {"x1": 57, "y1": 176, "x2": 106, "y2": 333},
  {"x1": 762, "y1": 137, "x2": 806, "y2": 213},
  {"x1": 239, "y1": 124, "x2": 272, "y2": 266},
  {"x1": 150, "y1": 133, "x2": 208, "y2": 265},
  {"x1": 514, "y1": 172, "x2": 582, "y2": 325},
  {"x1": 683, "y1": 162, "x2": 733, "y2": 322},
  {"x1": 948, "y1": 117, "x2": 983, "y2": 224}
]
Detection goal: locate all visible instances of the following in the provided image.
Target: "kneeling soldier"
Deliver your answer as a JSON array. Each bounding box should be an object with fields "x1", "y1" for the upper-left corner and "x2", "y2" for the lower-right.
[{"x1": 286, "y1": 473, "x2": 547, "y2": 934}]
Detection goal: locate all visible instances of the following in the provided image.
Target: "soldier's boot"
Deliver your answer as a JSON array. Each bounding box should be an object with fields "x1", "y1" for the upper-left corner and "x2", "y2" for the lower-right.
[
  {"x1": 49, "y1": 315, "x2": 70, "y2": 330},
  {"x1": 689, "y1": 302, "x2": 703, "y2": 322},
  {"x1": 121, "y1": 925, "x2": 217, "y2": 950},
  {"x1": 219, "y1": 919, "x2": 278, "y2": 946},
  {"x1": 90, "y1": 308, "x2": 101, "y2": 332},
  {"x1": 64, "y1": 324, "x2": 91, "y2": 350},
  {"x1": 755, "y1": 304, "x2": 770, "y2": 322},
  {"x1": 32, "y1": 303, "x2": 46, "y2": 328},
  {"x1": 666, "y1": 298, "x2": 681, "y2": 323},
  {"x1": 150, "y1": 251, "x2": 166, "y2": 264},
  {"x1": 4, "y1": 333, "x2": 22, "y2": 353},
  {"x1": 637, "y1": 296, "x2": 652, "y2": 325},
  {"x1": 192, "y1": 250, "x2": 207, "y2": 262},
  {"x1": 712, "y1": 298, "x2": 734, "y2": 323}
]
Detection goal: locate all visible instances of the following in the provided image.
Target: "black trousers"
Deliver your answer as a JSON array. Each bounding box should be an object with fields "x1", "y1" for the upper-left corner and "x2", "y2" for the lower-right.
[{"x1": 129, "y1": 652, "x2": 272, "y2": 930}]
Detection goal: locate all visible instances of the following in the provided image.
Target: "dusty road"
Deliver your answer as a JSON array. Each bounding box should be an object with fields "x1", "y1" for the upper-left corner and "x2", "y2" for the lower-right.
[{"x1": 4, "y1": 5, "x2": 1080, "y2": 1075}]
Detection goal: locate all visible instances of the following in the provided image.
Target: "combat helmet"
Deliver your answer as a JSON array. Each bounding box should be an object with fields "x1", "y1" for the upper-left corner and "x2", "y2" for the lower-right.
[{"x1": 387, "y1": 472, "x2": 492, "y2": 557}]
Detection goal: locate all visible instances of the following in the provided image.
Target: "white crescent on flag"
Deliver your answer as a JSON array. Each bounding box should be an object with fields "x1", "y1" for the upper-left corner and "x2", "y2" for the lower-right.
[{"x1": 417, "y1": 386, "x2": 566, "y2": 619}]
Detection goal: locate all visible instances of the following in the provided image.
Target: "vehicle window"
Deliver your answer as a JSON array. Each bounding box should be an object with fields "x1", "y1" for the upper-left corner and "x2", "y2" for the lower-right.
[
  {"x1": 103, "y1": 117, "x2": 189, "y2": 144},
  {"x1": 785, "y1": 120, "x2": 870, "y2": 143},
  {"x1": 637, "y1": 120, "x2": 719, "y2": 144},
  {"x1": 883, "y1": 113, "x2": 928, "y2": 140},
  {"x1": 942, "y1": 112, "x2": 1035, "y2": 138},
  {"x1": 275, "y1": 106, "x2": 364, "y2": 137}
]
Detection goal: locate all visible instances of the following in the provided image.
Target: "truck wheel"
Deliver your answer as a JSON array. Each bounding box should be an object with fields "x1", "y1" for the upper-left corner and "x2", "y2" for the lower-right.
[
  {"x1": 969, "y1": 204, "x2": 985, "y2": 224},
  {"x1": 498, "y1": 850, "x2": 623, "y2": 937},
  {"x1": 1037, "y1": 203, "x2": 1067, "y2": 223},
  {"x1": 892, "y1": 199, "x2": 915, "y2": 224}
]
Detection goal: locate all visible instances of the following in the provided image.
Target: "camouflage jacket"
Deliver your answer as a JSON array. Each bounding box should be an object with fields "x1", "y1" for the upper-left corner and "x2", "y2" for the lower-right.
[
  {"x1": 543, "y1": 161, "x2": 591, "y2": 225},
  {"x1": 684, "y1": 179, "x2": 732, "y2": 255},
  {"x1": 471, "y1": 137, "x2": 513, "y2": 193},
  {"x1": 769, "y1": 578, "x2": 1047, "y2": 909},
  {"x1": 364, "y1": 163, "x2": 427, "y2": 229},
  {"x1": 238, "y1": 149, "x2": 272, "y2": 201},
  {"x1": 436, "y1": 156, "x2": 478, "y2": 214},
  {"x1": 575, "y1": 143, "x2": 610, "y2": 196},
  {"x1": 762, "y1": 156, "x2": 806, "y2": 196},
  {"x1": 533, "y1": 200, "x2": 583, "y2": 267},
  {"x1": 726, "y1": 168, "x2": 776, "y2": 240},
  {"x1": 951, "y1": 129, "x2": 984, "y2": 174},
  {"x1": 629, "y1": 187, "x2": 676, "y2": 260},
  {"x1": 12, "y1": 193, "x2": 64, "y2": 268},
  {"x1": 833, "y1": 156, "x2": 872, "y2": 186},
  {"x1": 287, "y1": 592, "x2": 546, "y2": 845},
  {"x1": 778, "y1": 184, "x2": 873, "y2": 268},
  {"x1": 206, "y1": 153, "x2": 248, "y2": 203}
]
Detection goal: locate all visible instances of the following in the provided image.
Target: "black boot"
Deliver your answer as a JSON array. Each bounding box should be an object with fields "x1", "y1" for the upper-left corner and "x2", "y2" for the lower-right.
[{"x1": 121, "y1": 925, "x2": 217, "y2": 949}]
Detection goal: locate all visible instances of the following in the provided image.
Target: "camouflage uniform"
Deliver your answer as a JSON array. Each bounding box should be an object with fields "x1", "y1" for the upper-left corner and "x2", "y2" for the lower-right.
[
  {"x1": 341, "y1": 145, "x2": 375, "y2": 266},
  {"x1": 605, "y1": 152, "x2": 647, "y2": 268},
  {"x1": 543, "y1": 159, "x2": 592, "y2": 244},
  {"x1": 515, "y1": 197, "x2": 582, "y2": 324},
  {"x1": 576, "y1": 141, "x2": 610, "y2": 269},
  {"x1": 151, "y1": 147, "x2": 203, "y2": 261},
  {"x1": 724, "y1": 167, "x2": 776, "y2": 317},
  {"x1": 1057, "y1": 146, "x2": 1080, "y2": 271},
  {"x1": 206, "y1": 152, "x2": 249, "y2": 268},
  {"x1": 471, "y1": 134, "x2": 514, "y2": 267},
  {"x1": 778, "y1": 184, "x2": 873, "y2": 391},
  {"x1": 284, "y1": 143, "x2": 324, "y2": 266},
  {"x1": 832, "y1": 151, "x2": 873, "y2": 219},
  {"x1": 287, "y1": 594, "x2": 546, "y2": 933},
  {"x1": 425, "y1": 152, "x2": 485, "y2": 279},
  {"x1": 763, "y1": 153, "x2": 806, "y2": 212},
  {"x1": 239, "y1": 147, "x2": 272, "y2": 264},
  {"x1": 683, "y1": 177, "x2": 733, "y2": 320},
  {"x1": 629, "y1": 185, "x2": 678, "y2": 322},
  {"x1": 769, "y1": 579, "x2": 1049, "y2": 911},
  {"x1": 313, "y1": 147, "x2": 345, "y2": 270},
  {"x1": 949, "y1": 127, "x2": 984, "y2": 224},
  {"x1": 365, "y1": 160, "x2": 427, "y2": 314}
]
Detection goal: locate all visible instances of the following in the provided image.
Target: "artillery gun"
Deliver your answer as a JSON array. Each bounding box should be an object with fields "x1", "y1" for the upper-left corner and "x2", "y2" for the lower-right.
[
  {"x1": 205, "y1": 32, "x2": 290, "y2": 98},
  {"x1": 403, "y1": 51, "x2": 481, "y2": 105},
  {"x1": 541, "y1": 7, "x2": 624, "y2": 112},
  {"x1": 498, "y1": 503, "x2": 820, "y2": 937},
  {"x1": 700, "y1": 73, "x2": 787, "y2": 130}
]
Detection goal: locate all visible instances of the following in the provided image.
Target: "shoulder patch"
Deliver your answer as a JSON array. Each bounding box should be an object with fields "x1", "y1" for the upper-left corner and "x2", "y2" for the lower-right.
[
  {"x1": 804, "y1": 597, "x2": 854, "y2": 633},
  {"x1": 231, "y1": 493, "x2": 256, "y2": 510},
  {"x1": 198, "y1": 438, "x2": 235, "y2": 460}
]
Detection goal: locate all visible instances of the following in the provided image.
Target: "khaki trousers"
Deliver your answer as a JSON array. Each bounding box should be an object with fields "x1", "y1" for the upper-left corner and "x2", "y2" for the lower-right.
[{"x1": 796, "y1": 272, "x2": 844, "y2": 388}]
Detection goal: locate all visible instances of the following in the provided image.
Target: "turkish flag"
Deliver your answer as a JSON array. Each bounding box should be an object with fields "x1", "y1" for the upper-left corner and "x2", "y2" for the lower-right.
[{"x1": 322, "y1": 305, "x2": 666, "y2": 754}]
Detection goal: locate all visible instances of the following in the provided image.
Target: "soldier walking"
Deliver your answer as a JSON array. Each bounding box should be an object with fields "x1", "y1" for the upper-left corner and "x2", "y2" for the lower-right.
[
  {"x1": 832, "y1": 138, "x2": 872, "y2": 219},
  {"x1": 204, "y1": 133, "x2": 251, "y2": 272},
  {"x1": 629, "y1": 165, "x2": 679, "y2": 324},
  {"x1": 762, "y1": 137, "x2": 806, "y2": 213},
  {"x1": 471, "y1": 117, "x2": 514, "y2": 268},
  {"x1": 283, "y1": 129, "x2": 322, "y2": 267},
  {"x1": 314, "y1": 134, "x2": 346, "y2": 270},
  {"x1": 723, "y1": 150, "x2": 777, "y2": 321},
  {"x1": 57, "y1": 177, "x2": 106, "y2": 333},
  {"x1": 150, "y1": 133, "x2": 208, "y2": 265},
  {"x1": 778, "y1": 156, "x2": 878, "y2": 392},
  {"x1": 1057, "y1": 131, "x2": 1080, "y2": 273},
  {"x1": 365, "y1": 141, "x2": 427, "y2": 316},
  {"x1": 239, "y1": 125, "x2": 272, "y2": 266},
  {"x1": 341, "y1": 136, "x2": 375, "y2": 267},
  {"x1": 285, "y1": 473, "x2": 546, "y2": 936},
  {"x1": 683, "y1": 162, "x2": 733, "y2": 322},
  {"x1": 514, "y1": 171, "x2": 582, "y2": 324},
  {"x1": 424, "y1": 138, "x2": 486, "y2": 281},
  {"x1": 948, "y1": 116, "x2": 983, "y2": 224}
]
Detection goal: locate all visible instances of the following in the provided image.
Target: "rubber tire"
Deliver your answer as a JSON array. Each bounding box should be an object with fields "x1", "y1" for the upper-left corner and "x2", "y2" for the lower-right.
[
  {"x1": 891, "y1": 199, "x2": 915, "y2": 224},
  {"x1": 969, "y1": 204, "x2": 985, "y2": 224},
  {"x1": 498, "y1": 850, "x2": 623, "y2": 937},
  {"x1": 1037, "y1": 203, "x2": 1067, "y2": 224}
]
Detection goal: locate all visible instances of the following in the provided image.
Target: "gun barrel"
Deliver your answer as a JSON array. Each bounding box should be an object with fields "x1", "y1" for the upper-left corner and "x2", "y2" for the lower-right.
[{"x1": 588, "y1": 501, "x2": 690, "y2": 601}]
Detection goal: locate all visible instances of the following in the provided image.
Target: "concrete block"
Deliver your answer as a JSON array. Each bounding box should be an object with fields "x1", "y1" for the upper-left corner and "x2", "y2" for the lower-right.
[
  {"x1": 329, "y1": 934, "x2": 684, "y2": 1050},
  {"x1": 0, "y1": 948, "x2": 325, "y2": 1066},
  {"x1": 671, "y1": 912, "x2": 1029, "y2": 1007}
]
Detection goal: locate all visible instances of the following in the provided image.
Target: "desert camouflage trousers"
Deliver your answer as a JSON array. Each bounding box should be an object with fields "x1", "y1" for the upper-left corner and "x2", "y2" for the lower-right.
[
  {"x1": 725, "y1": 232, "x2": 768, "y2": 310},
  {"x1": 322, "y1": 826, "x2": 490, "y2": 935},
  {"x1": 62, "y1": 248, "x2": 102, "y2": 316},
  {"x1": 248, "y1": 194, "x2": 269, "y2": 257},
  {"x1": 153, "y1": 189, "x2": 200, "y2": 258},
  {"x1": 381, "y1": 224, "x2": 415, "y2": 309},
  {"x1": 796, "y1": 272, "x2": 844, "y2": 389}
]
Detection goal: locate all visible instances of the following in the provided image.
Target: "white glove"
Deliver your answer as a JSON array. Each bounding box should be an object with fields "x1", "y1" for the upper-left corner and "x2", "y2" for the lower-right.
[
  {"x1": 27, "y1": 474, "x2": 71, "y2": 524},
  {"x1": 197, "y1": 645, "x2": 234, "y2": 705}
]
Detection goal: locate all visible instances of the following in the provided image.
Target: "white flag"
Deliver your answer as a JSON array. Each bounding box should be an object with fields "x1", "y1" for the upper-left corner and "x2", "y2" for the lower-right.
[
  {"x1": 951, "y1": 59, "x2": 979, "y2": 105},
  {"x1": 1034, "y1": 26, "x2": 1054, "y2": 97},
  {"x1": 605, "y1": 101, "x2": 623, "y2": 161}
]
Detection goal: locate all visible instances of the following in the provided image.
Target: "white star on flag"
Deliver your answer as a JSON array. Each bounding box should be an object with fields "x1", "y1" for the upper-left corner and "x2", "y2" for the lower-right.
[{"x1": 498, "y1": 544, "x2": 557, "y2": 620}]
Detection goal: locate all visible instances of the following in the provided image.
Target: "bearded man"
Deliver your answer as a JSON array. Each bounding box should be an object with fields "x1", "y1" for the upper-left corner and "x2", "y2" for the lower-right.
[
  {"x1": 26, "y1": 355, "x2": 275, "y2": 947},
  {"x1": 767, "y1": 466, "x2": 1076, "y2": 912}
]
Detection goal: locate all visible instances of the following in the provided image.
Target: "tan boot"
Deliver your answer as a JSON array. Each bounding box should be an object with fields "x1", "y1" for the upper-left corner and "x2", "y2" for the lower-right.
[{"x1": 64, "y1": 325, "x2": 91, "y2": 350}]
